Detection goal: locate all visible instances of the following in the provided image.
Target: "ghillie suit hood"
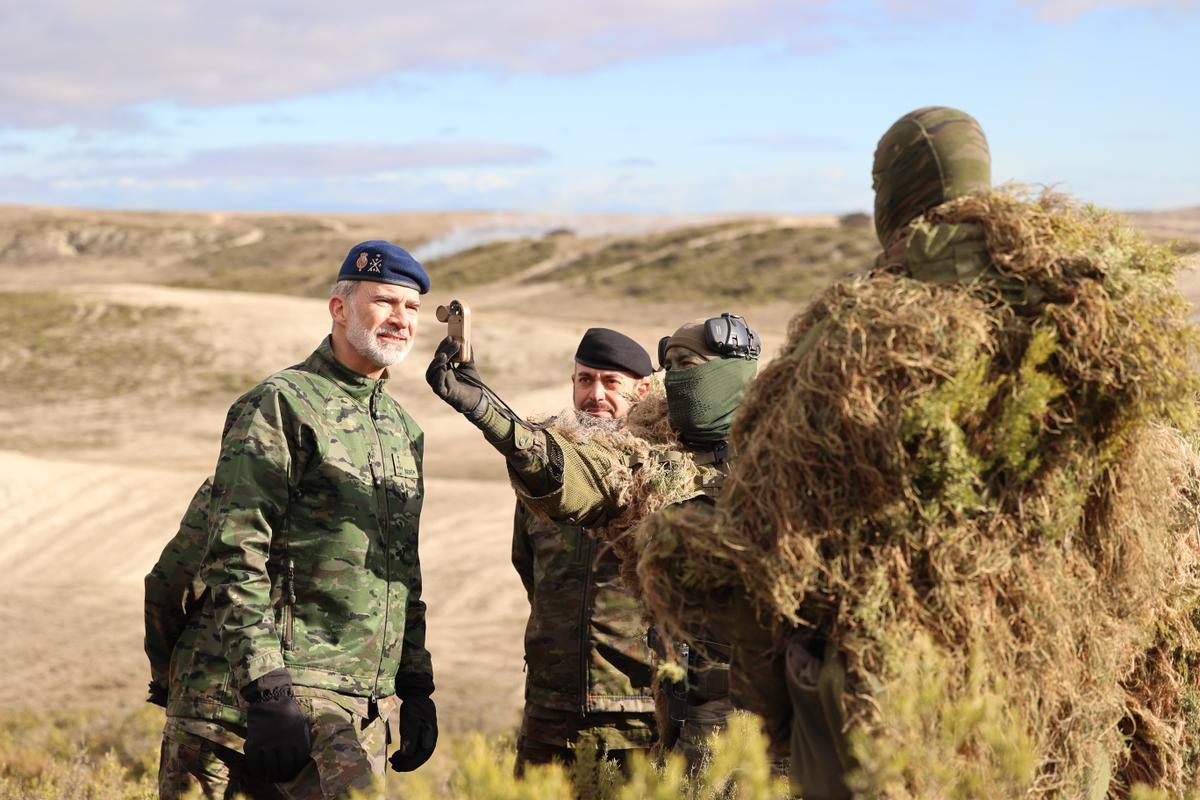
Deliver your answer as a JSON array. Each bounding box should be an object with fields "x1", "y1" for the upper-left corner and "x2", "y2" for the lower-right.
[
  {"x1": 872, "y1": 106, "x2": 991, "y2": 248},
  {"x1": 629, "y1": 177, "x2": 1200, "y2": 794}
]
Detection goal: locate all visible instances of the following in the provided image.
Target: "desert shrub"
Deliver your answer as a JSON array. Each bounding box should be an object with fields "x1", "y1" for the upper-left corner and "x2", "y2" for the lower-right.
[{"x1": 0, "y1": 708, "x2": 784, "y2": 799}]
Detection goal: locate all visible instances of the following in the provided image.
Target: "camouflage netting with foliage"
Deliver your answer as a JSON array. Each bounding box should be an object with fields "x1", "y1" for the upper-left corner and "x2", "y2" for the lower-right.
[
  {"x1": 531, "y1": 383, "x2": 706, "y2": 584},
  {"x1": 628, "y1": 190, "x2": 1200, "y2": 797}
]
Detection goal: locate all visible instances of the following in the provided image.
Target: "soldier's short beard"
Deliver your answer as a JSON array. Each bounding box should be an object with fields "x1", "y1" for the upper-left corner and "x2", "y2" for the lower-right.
[
  {"x1": 573, "y1": 409, "x2": 621, "y2": 434},
  {"x1": 348, "y1": 321, "x2": 413, "y2": 368}
]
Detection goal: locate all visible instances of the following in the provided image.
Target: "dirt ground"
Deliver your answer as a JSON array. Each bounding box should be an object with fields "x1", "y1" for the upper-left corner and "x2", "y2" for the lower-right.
[{"x1": 1, "y1": 208, "x2": 1195, "y2": 736}]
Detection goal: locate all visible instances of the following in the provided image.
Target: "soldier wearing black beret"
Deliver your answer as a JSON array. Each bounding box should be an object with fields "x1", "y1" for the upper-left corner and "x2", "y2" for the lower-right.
[{"x1": 510, "y1": 328, "x2": 659, "y2": 772}]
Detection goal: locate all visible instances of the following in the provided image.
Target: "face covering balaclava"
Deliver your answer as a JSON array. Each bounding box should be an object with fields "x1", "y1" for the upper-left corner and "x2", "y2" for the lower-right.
[
  {"x1": 664, "y1": 353, "x2": 758, "y2": 447},
  {"x1": 872, "y1": 106, "x2": 991, "y2": 248}
]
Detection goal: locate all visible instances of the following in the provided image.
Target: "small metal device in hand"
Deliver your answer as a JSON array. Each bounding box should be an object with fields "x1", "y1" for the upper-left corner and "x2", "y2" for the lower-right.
[{"x1": 435, "y1": 299, "x2": 472, "y2": 365}]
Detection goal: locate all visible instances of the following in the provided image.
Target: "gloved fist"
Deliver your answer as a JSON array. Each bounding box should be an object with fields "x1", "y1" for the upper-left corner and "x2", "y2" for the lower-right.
[
  {"x1": 426, "y1": 337, "x2": 487, "y2": 419},
  {"x1": 147, "y1": 680, "x2": 168, "y2": 708},
  {"x1": 390, "y1": 672, "x2": 438, "y2": 772},
  {"x1": 241, "y1": 669, "x2": 312, "y2": 783}
]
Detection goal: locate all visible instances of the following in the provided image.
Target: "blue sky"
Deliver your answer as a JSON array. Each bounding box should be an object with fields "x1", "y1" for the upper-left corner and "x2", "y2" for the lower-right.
[{"x1": 0, "y1": 0, "x2": 1195, "y2": 214}]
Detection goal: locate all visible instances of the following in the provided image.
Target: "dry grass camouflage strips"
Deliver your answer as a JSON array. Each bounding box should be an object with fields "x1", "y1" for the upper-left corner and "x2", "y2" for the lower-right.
[
  {"x1": 528, "y1": 386, "x2": 702, "y2": 596},
  {"x1": 600, "y1": 189, "x2": 1200, "y2": 797}
]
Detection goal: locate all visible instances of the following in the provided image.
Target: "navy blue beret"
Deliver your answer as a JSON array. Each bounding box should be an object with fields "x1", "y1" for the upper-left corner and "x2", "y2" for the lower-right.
[
  {"x1": 575, "y1": 328, "x2": 653, "y2": 378},
  {"x1": 337, "y1": 240, "x2": 430, "y2": 294}
]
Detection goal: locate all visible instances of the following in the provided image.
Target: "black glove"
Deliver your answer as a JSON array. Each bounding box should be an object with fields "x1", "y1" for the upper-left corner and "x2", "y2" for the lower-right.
[
  {"x1": 426, "y1": 337, "x2": 487, "y2": 419},
  {"x1": 390, "y1": 672, "x2": 438, "y2": 772},
  {"x1": 147, "y1": 681, "x2": 168, "y2": 708},
  {"x1": 241, "y1": 669, "x2": 312, "y2": 783}
]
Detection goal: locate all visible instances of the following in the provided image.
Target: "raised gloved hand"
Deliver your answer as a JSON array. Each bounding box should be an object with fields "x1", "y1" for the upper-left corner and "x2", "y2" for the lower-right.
[
  {"x1": 389, "y1": 671, "x2": 438, "y2": 772},
  {"x1": 426, "y1": 337, "x2": 487, "y2": 419},
  {"x1": 241, "y1": 668, "x2": 312, "y2": 783}
]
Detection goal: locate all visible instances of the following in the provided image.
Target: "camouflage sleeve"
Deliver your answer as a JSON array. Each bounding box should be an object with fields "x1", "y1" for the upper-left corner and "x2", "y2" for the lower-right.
[
  {"x1": 204, "y1": 385, "x2": 298, "y2": 690},
  {"x1": 144, "y1": 478, "x2": 213, "y2": 689},
  {"x1": 470, "y1": 401, "x2": 621, "y2": 527},
  {"x1": 511, "y1": 503, "x2": 535, "y2": 601},
  {"x1": 399, "y1": 432, "x2": 433, "y2": 680},
  {"x1": 397, "y1": 561, "x2": 433, "y2": 679},
  {"x1": 508, "y1": 427, "x2": 621, "y2": 528}
]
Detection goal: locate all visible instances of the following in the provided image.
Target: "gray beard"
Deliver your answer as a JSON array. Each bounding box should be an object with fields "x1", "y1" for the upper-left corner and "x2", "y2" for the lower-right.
[
  {"x1": 347, "y1": 323, "x2": 413, "y2": 368},
  {"x1": 573, "y1": 409, "x2": 622, "y2": 434}
]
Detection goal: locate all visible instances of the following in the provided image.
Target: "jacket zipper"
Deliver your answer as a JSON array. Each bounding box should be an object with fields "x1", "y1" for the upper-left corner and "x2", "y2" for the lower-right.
[
  {"x1": 369, "y1": 384, "x2": 392, "y2": 702},
  {"x1": 283, "y1": 558, "x2": 296, "y2": 651},
  {"x1": 280, "y1": 488, "x2": 295, "y2": 652},
  {"x1": 578, "y1": 531, "x2": 595, "y2": 715}
]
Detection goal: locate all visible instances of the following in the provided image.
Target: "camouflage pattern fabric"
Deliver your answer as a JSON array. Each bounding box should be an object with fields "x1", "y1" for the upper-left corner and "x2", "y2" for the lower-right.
[
  {"x1": 467, "y1": 391, "x2": 737, "y2": 767},
  {"x1": 472, "y1": 400, "x2": 719, "y2": 529},
  {"x1": 512, "y1": 503, "x2": 656, "y2": 718},
  {"x1": 516, "y1": 702, "x2": 655, "y2": 765},
  {"x1": 145, "y1": 478, "x2": 212, "y2": 692},
  {"x1": 473, "y1": 401, "x2": 734, "y2": 765},
  {"x1": 872, "y1": 106, "x2": 990, "y2": 247},
  {"x1": 158, "y1": 693, "x2": 395, "y2": 799},
  {"x1": 154, "y1": 336, "x2": 431, "y2": 728}
]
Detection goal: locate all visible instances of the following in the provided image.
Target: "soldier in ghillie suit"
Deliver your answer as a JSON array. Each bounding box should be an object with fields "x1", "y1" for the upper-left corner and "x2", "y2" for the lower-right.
[
  {"x1": 730, "y1": 106, "x2": 994, "y2": 800},
  {"x1": 512, "y1": 328, "x2": 659, "y2": 773},
  {"x1": 144, "y1": 241, "x2": 438, "y2": 799},
  {"x1": 426, "y1": 313, "x2": 761, "y2": 770},
  {"x1": 633, "y1": 107, "x2": 1200, "y2": 799}
]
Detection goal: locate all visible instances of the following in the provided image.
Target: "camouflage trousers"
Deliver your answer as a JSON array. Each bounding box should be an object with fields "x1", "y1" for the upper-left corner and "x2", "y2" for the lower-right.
[
  {"x1": 672, "y1": 696, "x2": 735, "y2": 772},
  {"x1": 783, "y1": 634, "x2": 851, "y2": 800},
  {"x1": 158, "y1": 695, "x2": 395, "y2": 800},
  {"x1": 653, "y1": 651, "x2": 734, "y2": 773},
  {"x1": 515, "y1": 702, "x2": 656, "y2": 776}
]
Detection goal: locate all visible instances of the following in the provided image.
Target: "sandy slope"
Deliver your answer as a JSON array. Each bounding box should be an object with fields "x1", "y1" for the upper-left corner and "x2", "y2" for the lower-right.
[
  {"x1": 0, "y1": 276, "x2": 792, "y2": 735},
  {"x1": 0, "y1": 448, "x2": 527, "y2": 733}
]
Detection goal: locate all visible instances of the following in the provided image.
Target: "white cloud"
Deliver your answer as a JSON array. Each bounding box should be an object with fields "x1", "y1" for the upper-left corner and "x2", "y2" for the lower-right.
[
  {"x1": 0, "y1": 140, "x2": 547, "y2": 206},
  {"x1": 81, "y1": 141, "x2": 549, "y2": 181},
  {"x1": 0, "y1": 0, "x2": 834, "y2": 129},
  {"x1": 1021, "y1": 0, "x2": 1198, "y2": 20}
]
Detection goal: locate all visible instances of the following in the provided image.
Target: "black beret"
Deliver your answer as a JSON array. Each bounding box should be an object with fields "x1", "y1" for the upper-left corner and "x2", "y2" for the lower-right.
[
  {"x1": 337, "y1": 240, "x2": 430, "y2": 294},
  {"x1": 574, "y1": 328, "x2": 653, "y2": 378}
]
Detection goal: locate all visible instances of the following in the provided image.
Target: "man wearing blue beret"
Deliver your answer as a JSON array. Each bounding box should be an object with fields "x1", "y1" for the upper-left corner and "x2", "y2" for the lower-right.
[{"x1": 145, "y1": 240, "x2": 438, "y2": 798}]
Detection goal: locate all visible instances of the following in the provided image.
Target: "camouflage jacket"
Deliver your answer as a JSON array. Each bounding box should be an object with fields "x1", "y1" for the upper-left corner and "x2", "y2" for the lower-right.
[
  {"x1": 472, "y1": 402, "x2": 727, "y2": 529},
  {"x1": 511, "y1": 502, "x2": 655, "y2": 715},
  {"x1": 146, "y1": 337, "x2": 431, "y2": 726},
  {"x1": 472, "y1": 403, "x2": 732, "y2": 706},
  {"x1": 144, "y1": 478, "x2": 212, "y2": 693}
]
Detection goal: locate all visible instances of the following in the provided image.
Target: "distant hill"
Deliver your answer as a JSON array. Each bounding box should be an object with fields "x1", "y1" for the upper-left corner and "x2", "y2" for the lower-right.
[{"x1": 2, "y1": 204, "x2": 1194, "y2": 302}]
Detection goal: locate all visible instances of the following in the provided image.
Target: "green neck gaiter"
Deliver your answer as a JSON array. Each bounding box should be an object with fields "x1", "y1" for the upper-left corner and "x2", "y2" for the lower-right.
[{"x1": 665, "y1": 357, "x2": 758, "y2": 447}]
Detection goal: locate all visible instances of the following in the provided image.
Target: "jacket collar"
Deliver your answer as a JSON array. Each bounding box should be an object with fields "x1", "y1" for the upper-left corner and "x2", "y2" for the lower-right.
[{"x1": 305, "y1": 336, "x2": 387, "y2": 403}]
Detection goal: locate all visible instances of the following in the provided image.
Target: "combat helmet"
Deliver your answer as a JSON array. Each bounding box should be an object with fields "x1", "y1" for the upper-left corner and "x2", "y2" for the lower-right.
[{"x1": 872, "y1": 107, "x2": 991, "y2": 247}]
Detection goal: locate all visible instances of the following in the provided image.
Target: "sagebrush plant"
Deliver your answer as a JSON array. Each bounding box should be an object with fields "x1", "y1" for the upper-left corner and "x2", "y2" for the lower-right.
[
  {"x1": 0, "y1": 706, "x2": 160, "y2": 800},
  {"x1": 0, "y1": 708, "x2": 785, "y2": 799}
]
